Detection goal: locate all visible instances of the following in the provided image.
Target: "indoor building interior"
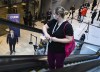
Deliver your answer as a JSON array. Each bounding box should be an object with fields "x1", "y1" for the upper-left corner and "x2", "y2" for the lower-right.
[{"x1": 0, "y1": 0, "x2": 100, "y2": 72}]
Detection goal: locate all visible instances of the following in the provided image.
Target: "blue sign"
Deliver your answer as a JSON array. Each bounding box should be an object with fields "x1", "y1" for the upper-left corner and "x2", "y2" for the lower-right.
[{"x1": 7, "y1": 14, "x2": 20, "y2": 37}]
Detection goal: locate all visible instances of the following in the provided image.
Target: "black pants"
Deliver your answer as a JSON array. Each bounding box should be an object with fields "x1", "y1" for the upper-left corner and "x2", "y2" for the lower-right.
[
  {"x1": 78, "y1": 13, "x2": 81, "y2": 21},
  {"x1": 24, "y1": 21, "x2": 28, "y2": 26},
  {"x1": 69, "y1": 12, "x2": 74, "y2": 19},
  {"x1": 97, "y1": 15, "x2": 100, "y2": 21},
  {"x1": 91, "y1": 5, "x2": 96, "y2": 11},
  {"x1": 29, "y1": 21, "x2": 32, "y2": 27},
  {"x1": 9, "y1": 43, "x2": 16, "y2": 53},
  {"x1": 91, "y1": 17, "x2": 95, "y2": 24}
]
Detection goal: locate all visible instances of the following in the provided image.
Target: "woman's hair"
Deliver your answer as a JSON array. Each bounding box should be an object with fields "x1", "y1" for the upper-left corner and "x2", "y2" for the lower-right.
[{"x1": 55, "y1": 6, "x2": 65, "y2": 18}]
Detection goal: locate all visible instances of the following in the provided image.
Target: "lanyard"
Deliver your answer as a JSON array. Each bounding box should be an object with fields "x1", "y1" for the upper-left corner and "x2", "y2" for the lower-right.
[
  {"x1": 52, "y1": 20, "x2": 65, "y2": 34},
  {"x1": 52, "y1": 22, "x2": 60, "y2": 34}
]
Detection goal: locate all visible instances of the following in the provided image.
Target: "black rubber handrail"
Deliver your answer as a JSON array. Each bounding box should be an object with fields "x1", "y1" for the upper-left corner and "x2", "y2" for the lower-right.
[{"x1": 64, "y1": 55, "x2": 99, "y2": 64}]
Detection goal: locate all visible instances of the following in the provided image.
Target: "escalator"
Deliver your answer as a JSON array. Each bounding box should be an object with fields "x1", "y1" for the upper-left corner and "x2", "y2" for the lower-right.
[
  {"x1": 0, "y1": 54, "x2": 99, "y2": 72},
  {"x1": 0, "y1": 18, "x2": 100, "y2": 72}
]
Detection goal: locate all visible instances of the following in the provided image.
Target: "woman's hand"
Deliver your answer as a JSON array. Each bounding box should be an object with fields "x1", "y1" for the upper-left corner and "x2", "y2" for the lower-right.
[
  {"x1": 51, "y1": 37, "x2": 58, "y2": 42},
  {"x1": 42, "y1": 24, "x2": 51, "y2": 40},
  {"x1": 45, "y1": 33, "x2": 51, "y2": 40}
]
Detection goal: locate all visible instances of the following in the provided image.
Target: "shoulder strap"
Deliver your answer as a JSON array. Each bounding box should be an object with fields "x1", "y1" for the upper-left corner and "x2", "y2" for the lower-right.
[{"x1": 63, "y1": 21, "x2": 69, "y2": 37}]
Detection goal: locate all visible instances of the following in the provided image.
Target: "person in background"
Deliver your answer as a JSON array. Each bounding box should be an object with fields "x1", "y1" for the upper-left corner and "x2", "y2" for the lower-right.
[
  {"x1": 97, "y1": 10, "x2": 100, "y2": 21},
  {"x1": 85, "y1": 2, "x2": 90, "y2": 9},
  {"x1": 46, "y1": 8, "x2": 52, "y2": 22},
  {"x1": 77, "y1": 33, "x2": 86, "y2": 50},
  {"x1": 23, "y1": 10, "x2": 28, "y2": 26},
  {"x1": 80, "y1": 6, "x2": 88, "y2": 22},
  {"x1": 13, "y1": 6, "x2": 18, "y2": 14},
  {"x1": 43, "y1": 6, "x2": 73, "y2": 70},
  {"x1": 77, "y1": 5, "x2": 83, "y2": 22},
  {"x1": 91, "y1": 0, "x2": 97, "y2": 12},
  {"x1": 7, "y1": 30, "x2": 18, "y2": 55},
  {"x1": 91, "y1": 9, "x2": 97, "y2": 24},
  {"x1": 79, "y1": 33, "x2": 86, "y2": 49},
  {"x1": 68, "y1": 5, "x2": 75, "y2": 19},
  {"x1": 28, "y1": 11, "x2": 33, "y2": 27},
  {"x1": 80, "y1": 33, "x2": 86, "y2": 42}
]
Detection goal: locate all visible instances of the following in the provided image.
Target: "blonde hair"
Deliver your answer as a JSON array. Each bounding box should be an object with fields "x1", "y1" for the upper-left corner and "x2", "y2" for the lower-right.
[{"x1": 55, "y1": 6, "x2": 65, "y2": 18}]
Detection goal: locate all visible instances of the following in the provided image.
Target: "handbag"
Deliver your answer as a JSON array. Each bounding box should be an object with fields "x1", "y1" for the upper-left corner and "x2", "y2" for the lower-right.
[{"x1": 63, "y1": 21, "x2": 75, "y2": 57}]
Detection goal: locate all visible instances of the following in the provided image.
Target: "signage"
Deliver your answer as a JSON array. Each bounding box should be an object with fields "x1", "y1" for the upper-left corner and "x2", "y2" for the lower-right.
[{"x1": 7, "y1": 14, "x2": 20, "y2": 37}]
